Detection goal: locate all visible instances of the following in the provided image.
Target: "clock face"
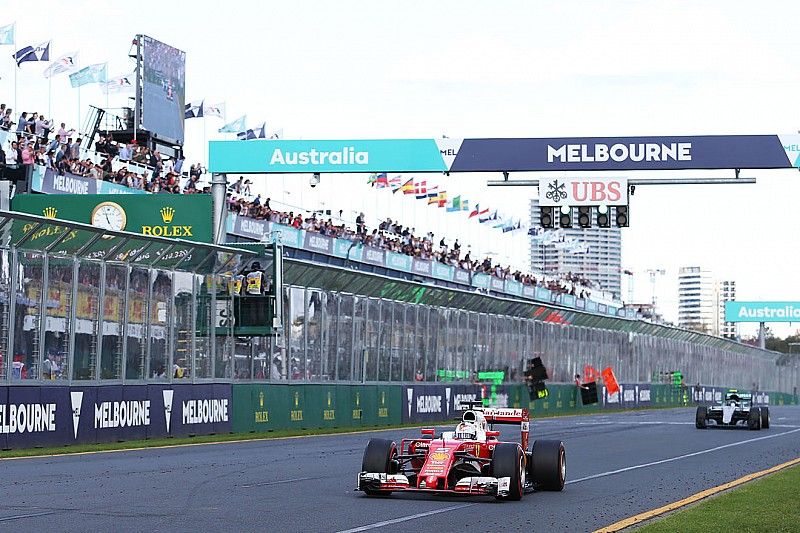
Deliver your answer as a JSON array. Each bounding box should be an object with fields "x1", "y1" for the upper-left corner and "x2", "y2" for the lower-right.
[{"x1": 91, "y1": 202, "x2": 127, "y2": 232}]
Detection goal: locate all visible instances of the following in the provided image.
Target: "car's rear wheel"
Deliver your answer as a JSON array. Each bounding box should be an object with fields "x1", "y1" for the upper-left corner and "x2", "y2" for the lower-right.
[
  {"x1": 695, "y1": 406, "x2": 707, "y2": 429},
  {"x1": 747, "y1": 407, "x2": 762, "y2": 430},
  {"x1": 361, "y1": 438, "x2": 398, "y2": 496},
  {"x1": 529, "y1": 439, "x2": 566, "y2": 491},
  {"x1": 491, "y1": 443, "x2": 524, "y2": 501},
  {"x1": 760, "y1": 406, "x2": 770, "y2": 429}
]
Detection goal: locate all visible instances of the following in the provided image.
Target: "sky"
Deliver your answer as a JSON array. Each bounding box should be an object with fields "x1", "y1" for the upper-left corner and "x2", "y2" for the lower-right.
[{"x1": 2, "y1": 0, "x2": 800, "y2": 336}]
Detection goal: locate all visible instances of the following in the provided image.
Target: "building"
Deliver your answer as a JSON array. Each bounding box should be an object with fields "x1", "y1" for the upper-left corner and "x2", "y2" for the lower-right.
[
  {"x1": 714, "y1": 280, "x2": 738, "y2": 339},
  {"x1": 529, "y1": 199, "x2": 622, "y2": 299},
  {"x1": 677, "y1": 267, "x2": 716, "y2": 333}
]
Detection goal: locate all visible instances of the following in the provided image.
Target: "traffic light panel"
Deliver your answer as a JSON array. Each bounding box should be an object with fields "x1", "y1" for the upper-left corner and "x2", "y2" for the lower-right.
[
  {"x1": 615, "y1": 205, "x2": 629, "y2": 227},
  {"x1": 559, "y1": 205, "x2": 572, "y2": 228},
  {"x1": 578, "y1": 206, "x2": 591, "y2": 228},
  {"x1": 540, "y1": 206, "x2": 554, "y2": 228},
  {"x1": 597, "y1": 205, "x2": 610, "y2": 227}
]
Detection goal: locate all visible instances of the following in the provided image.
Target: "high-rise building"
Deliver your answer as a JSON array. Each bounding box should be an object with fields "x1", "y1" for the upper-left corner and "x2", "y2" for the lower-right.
[
  {"x1": 529, "y1": 199, "x2": 622, "y2": 299},
  {"x1": 714, "y1": 280, "x2": 738, "y2": 339},
  {"x1": 677, "y1": 266, "x2": 716, "y2": 333}
]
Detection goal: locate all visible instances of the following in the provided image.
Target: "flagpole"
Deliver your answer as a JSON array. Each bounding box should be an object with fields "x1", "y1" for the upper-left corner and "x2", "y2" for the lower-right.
[{"x1": 13, "y1": 23, "x2": 17, "y2": 116}]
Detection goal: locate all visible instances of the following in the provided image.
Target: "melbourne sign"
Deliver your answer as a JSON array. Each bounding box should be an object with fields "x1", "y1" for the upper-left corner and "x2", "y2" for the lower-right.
[
  {"x1": 725, "y1": 301, "x2": 800, "y2": 323},
  {"x1": 11, "y1": 194, "x2": 213, "y2": 243},
  {"x1": 539, "y1": 177, "x2": 628, "y2": 206},
  {"x1": 0, "y1": 384, "x2": 232, "y2": 449},
  {"x1": 209, "y1": 135, "x2": 800, "y2": 174}
]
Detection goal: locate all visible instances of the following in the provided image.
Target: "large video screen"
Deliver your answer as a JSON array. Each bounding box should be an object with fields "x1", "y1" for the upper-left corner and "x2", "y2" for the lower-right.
[{"x1": 140, "y1": 35, "x2": 186, "y2": 144}]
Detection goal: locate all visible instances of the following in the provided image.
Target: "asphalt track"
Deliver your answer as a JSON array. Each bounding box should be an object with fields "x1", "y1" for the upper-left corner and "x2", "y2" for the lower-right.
[{"x1": 1, "y1": 406, "x2": 799, "y2": 532}]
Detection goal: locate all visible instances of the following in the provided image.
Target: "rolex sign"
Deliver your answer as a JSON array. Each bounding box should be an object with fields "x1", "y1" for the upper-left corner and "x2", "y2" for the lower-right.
[{"x1": 12, "y1": 194, "x2": 213, "y2": 243}]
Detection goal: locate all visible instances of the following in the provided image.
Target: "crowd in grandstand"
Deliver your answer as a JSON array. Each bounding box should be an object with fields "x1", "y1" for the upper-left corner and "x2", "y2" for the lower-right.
[
  {"x1": 1, "y1": 103, "x2": 593, "y2": 297},
  {"x1": 226, "y1": 189, "x2": 594, "y2": 297}
]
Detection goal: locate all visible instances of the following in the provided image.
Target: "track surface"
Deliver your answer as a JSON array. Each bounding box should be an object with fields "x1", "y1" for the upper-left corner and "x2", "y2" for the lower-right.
[{"x1": 1, "y1": 406, "x2": 799, "y2": 532}]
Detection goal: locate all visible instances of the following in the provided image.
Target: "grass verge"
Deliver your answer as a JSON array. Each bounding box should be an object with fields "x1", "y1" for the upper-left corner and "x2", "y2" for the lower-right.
[
  {"x1": 635, "y1": 463, "x2": 800, "y2": 532},
  {"x1": 0, "y1": 403, "x2": 692, "y2": 460}
]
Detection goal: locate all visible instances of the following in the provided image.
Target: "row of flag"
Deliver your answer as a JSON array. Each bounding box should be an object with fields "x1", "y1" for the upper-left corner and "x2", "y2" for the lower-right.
[
  {"x1": 365, "y1": 173, "x2": 524, "y2": 233},
  {"x1": 2, "y1": 22, "x2": 131, "y2": 94},
  {"x1": 184, "y1": 100, "x2": 281, "y2": 140}
]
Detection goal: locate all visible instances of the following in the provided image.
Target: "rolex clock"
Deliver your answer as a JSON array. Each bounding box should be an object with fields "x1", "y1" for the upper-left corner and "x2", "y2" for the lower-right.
[{"x1": 90, "y1": 201, "x2": 127, "y2": 232}]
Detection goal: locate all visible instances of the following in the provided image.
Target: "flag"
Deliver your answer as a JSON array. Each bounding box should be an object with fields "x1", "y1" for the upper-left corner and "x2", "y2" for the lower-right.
[
  {"x1": 425, "y1": 185, "x2": 439, "y2": 199},
  {"x1": 219, "y1": 114, "x2": 246, "y2": 133},
  {"x1": 101, "y1": 72, "x2": 134, "y2": 94},
  {"x1": 185, "y1": 100, "x2": 204, "y2": 118},
  {"x1": 413, "y1": 181, "x2": 428, "y2": 198},
  {"x1": 447, "y1": 196, "x2": 462, "y2": 212},
  {"x1": 0, "y1": 23, "x2": 14, "y2": 46},
  {"x1": 479, "y1": 210, "x2": 497, "y2": 223},
  {"x1": 268, "y1": 128, "x2": 283, "y2": 139},
  {"x1": 14, "y1": 40, "x2": 50, "y2": 66},
  {"x1": 43, "y1": 51, "x2": 78, "y2": 78},
  {"x1": 368, "y1": 173, "x2": 388, "y2": 187},
  {"x1": 469, "y1": 203, "x2": 490, "y2": 218},
  {"x1": 388, "y1": 175, "x2": 402, "y2": 189},
  {"x1": 237, "y1": 122, "x2": 266, "y2": 140},
  {"x1": 393, "y1": 177, "x2": 414, "y2": 194},
  {"x1": 203, "y1": 102, "x2": 225, "y2": 118},
  {"x1": 429, "y1": 190, "x2": 447, "y2": 207},
  {"x1": 502, "y1": 218, "x2": 520, "y2": 233},
  {"x1": 402, "y1": 179, "x2": 423, "y2": 195},
  {"x1": 68, "y1": 62, "x2": 107, "y2": 87}
]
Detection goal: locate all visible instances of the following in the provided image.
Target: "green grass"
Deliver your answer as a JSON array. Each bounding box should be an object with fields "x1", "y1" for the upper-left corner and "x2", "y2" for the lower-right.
[
  {"x1": 636, "y1": 463, "x2": 800, "y2": 533},
  {"x1": 0, "y1": 403, "x2": 689, "y2": 460}
]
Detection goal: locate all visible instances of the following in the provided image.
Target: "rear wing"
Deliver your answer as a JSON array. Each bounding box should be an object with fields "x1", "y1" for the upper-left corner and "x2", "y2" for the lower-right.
[
  {"x1": 482, "y1": 407, "x2": 530, "y2": 450},
  {"x1": 483, "y1": 408, "x2": 529, "y2": 425}
]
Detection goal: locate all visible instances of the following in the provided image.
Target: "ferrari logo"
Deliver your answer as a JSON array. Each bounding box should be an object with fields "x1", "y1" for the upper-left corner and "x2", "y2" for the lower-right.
[{"x1": 259, "y1": 391, "x2": 264, "y2": 408}]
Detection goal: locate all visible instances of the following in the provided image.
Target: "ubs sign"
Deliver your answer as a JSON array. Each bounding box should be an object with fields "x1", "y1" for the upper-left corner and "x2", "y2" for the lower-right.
[{"x1": 539, "y1": 177, "x2": 628, "y2": 207}]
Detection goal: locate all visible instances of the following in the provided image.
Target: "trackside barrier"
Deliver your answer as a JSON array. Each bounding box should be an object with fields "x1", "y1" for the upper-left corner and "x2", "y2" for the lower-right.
[
  {"x1": 1, "y1": 383, "x2": 795, "y2": 450},
  {"x1": 230, "y1": 384, "x2": 402, "y2": 434},
  {"x1": 0, "y1": 384, "x2": 232, "y2": 450}
]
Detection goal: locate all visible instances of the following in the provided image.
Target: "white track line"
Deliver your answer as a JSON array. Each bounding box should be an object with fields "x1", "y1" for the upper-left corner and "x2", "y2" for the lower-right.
[
  {"x1": 336, "y1": 504, "x2": 475, "y2": 533},
  {"x1": 240, "y1": 476, "x2": 322, "y2": 488},
  {"x1": 0, "y1": 511, "x2": 58, "y2": 522},
  {"x1": 567, "y1": 427, "x2": 800, "y2": 484}
]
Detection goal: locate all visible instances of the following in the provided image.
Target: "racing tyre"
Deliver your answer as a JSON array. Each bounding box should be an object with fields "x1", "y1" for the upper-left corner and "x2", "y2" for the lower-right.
[
  {"x1": 361, "y1": 438, "x2": 398, "y2": 496},
  {"x1": 491, "y1": 443, "x2": 524, "y2": 501},
  {"x1": 529, "y1": 439, "x2": 566, "y2": 492},
  {"x1": 747, "y1": 407, "x2": 762, "y2": 430},
  {"x1": 760, "y1": 406, "x2": 770, "y2": 429},
  {"x1": 695, "y1": 406, "x2": 707, "y2": 429}
]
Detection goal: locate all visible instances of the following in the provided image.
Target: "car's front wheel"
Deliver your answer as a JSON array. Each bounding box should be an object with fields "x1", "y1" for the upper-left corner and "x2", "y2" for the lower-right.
[
  {"x1": 695, "y1": 406, "x2": 707, "y2": 429},
  {"x1": 491, "y1": 443, "x2": 524, "y2": 501},
  {"x1": 361, "y1": 438, "x2": 398, "y2": 496}
]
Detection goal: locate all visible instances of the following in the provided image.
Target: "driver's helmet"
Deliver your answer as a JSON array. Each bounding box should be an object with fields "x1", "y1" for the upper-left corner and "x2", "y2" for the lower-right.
[{"x1": 455, "y1": 422, "x2": 477, "y2": 440}]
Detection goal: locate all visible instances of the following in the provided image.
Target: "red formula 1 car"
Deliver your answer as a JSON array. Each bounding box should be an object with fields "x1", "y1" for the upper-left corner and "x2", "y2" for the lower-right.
[{"x1": 357, "y1": 402, "x2": 565, "y2": 501}]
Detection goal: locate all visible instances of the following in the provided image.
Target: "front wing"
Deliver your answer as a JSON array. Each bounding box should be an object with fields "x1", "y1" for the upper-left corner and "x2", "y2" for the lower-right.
[{"x1": 357, "y1": 472, "x2": 515, "y2": 497}]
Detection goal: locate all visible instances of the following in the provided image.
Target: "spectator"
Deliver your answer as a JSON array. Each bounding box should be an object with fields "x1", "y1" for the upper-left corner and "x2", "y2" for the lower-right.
[{"x1": 118, "y1": 143, "x2": 132, "y2": 162}]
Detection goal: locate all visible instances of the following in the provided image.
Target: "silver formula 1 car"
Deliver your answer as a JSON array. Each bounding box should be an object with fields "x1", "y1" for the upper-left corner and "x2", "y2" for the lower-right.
[{"x1": 696, "y1": 390, "x2": 769, "y2": 430}]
